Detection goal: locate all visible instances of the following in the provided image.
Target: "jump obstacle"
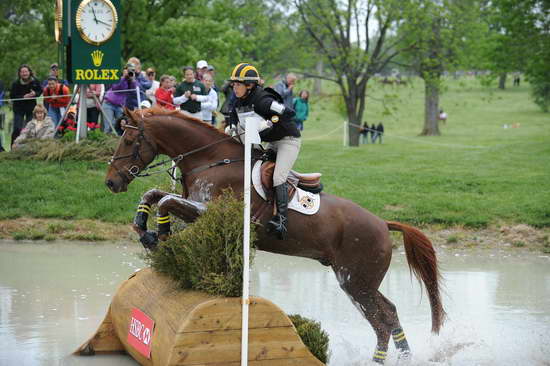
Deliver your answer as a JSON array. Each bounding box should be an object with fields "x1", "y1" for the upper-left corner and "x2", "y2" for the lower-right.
[{"x1": 75, "y1": 268, "x2": 325, "y2": 366}]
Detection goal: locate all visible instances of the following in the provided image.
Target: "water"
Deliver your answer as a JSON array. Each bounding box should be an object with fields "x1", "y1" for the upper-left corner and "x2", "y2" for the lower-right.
[{"x1": 1, "y1": 241, "x2": 549, "y2": 366}]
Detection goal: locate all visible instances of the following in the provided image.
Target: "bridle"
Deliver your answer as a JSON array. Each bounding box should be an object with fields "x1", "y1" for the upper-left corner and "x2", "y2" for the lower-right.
[
  {"x1": 108, "y1": 122, "x2": 158, "y2": 184},
  {"x1": 108, "y1": 118, "x2": 249, "y2": 185}
]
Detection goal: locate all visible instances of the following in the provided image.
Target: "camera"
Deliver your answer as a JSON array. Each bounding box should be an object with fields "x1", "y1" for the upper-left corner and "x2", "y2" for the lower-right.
[{"x1": 126, "y1": 62, "x2": 136, "y2": 78}]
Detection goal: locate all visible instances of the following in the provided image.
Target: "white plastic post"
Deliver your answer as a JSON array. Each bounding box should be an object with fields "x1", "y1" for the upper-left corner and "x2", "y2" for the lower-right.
[
  {"x1": 76, "y1": 85, "x2": 87, "y2": 143},
  {"x1": 241, "y1": 115, "x2": 261, "y2": 366},
  {"x1": 343, "y1": 121, "x2": 348, "y2": 147}
]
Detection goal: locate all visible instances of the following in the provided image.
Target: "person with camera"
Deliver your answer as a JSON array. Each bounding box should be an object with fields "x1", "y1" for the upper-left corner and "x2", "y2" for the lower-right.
[
  {"x1": 124, "y1": 57, "x2": 152, "y2": 111},
  {"x1": 174, "y1": 66, "x2": 206, "y2": 119},
  {"x1": 101, "y1": 63, "x2": 137, "y2": 134}
]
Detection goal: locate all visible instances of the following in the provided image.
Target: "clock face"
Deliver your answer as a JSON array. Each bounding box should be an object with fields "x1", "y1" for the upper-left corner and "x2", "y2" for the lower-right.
[{"x1": 76, "y1": 0, "x2": 118, "y2": 46}]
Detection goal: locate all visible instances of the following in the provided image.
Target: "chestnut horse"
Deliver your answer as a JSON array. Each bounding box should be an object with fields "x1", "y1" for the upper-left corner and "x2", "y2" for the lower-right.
[{"x1": 105, "y1": 108, "x2": 445, "y2": 364}]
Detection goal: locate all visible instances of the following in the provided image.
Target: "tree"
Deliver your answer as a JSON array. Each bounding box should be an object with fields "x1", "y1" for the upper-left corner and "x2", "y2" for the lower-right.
[
  {"x1": 398, "y1": 0, "x2": 484, "y2": 135},
  {"x1": 488, "y1": 0, "x2": 550, "y2": 112},
  {"x1": 0, "y1": 1, "x2": 57, "y2": 86},
  {"x1": 295, "y1": 0, "x2": 414, "y2": 146}
]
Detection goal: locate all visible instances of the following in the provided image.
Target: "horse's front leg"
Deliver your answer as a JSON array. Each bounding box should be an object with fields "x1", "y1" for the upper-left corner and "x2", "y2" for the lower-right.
[
  {"x1": 156, "y1": 194, "x2": 207, "y2": 241},
  {"x1": 132, "y1": 189, "x2": 206, "y2": 250}
]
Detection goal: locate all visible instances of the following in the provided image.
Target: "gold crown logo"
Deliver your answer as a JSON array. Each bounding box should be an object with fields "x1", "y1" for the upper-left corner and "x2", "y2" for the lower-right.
[{"x1": 91, "y1": 50, "x2": 104, "y2": 67}]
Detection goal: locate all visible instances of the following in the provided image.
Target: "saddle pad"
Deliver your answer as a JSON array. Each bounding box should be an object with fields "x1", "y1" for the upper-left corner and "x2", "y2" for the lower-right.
[{"x1": 252, "y1": 160, "x2": 321, "y2": 215}]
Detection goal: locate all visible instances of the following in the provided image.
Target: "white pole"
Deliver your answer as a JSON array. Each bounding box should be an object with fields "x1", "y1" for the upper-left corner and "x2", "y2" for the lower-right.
[
  {"x1": 240, "y1": 115, "x2": 260, "y2": 366},
  {"x1": 343, "y1": 121, "x2": 348, "y2": 147},
  {"x1": 241, "y1": 134, "x2": 251, "y2": 366},
  {"x1": 76, "y1": 85, "x2": 87, "y2": 143}
]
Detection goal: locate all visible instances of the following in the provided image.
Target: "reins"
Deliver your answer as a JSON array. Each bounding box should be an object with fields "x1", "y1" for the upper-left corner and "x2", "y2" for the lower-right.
[{"x1": 108, "y1": 118, "x2": 247, "y2": 183}]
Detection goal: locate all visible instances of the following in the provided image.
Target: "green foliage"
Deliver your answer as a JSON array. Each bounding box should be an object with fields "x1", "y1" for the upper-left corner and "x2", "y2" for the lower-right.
[
  {"x1": 289, "y1": 314, "x2": 330, "y2": 363},
  {"x1": 144, "y1": 190, "x2": 257, "y2": 297},
  {"x1": 0, "y1": 136, "x2": 118, "y2": 162}
]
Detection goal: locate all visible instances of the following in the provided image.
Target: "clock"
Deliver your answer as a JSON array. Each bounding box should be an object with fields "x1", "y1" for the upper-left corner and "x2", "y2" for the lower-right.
[
  {"x1": 54, "y1": 0, "x2": 62, "y2": 43},
  {"x1": 76, "y1": 0, "x2": 118, "y2": 46}
]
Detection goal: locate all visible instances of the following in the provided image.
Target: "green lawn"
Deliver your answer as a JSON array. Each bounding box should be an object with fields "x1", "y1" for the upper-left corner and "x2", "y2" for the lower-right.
[{"x1": 1, "y1": 77, "x2": 549, "y2": 227}]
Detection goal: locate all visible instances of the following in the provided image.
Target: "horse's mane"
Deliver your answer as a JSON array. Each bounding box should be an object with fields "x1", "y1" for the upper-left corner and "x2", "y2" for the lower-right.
[{"x1": 129, "y1": 106, "x2": 230, "y2": 138}]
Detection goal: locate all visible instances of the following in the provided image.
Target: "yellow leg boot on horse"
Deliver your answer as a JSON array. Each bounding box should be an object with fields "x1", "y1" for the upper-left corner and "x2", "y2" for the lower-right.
[{"x1": 266, "y1": 183, "x2": 289, "y2": 240}]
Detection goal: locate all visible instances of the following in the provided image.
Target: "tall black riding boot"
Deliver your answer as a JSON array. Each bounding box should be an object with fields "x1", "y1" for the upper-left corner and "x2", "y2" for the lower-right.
[{"x1": 267, "y1": 183, "x2": 289, "y2": 240}]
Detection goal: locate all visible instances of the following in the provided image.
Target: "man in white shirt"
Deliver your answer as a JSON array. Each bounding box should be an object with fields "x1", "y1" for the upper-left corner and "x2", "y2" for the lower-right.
[
  {"x1": 145, "y1": 67, "x2": 160, "y2": 105},
  {"x1": 193, "y1": 73, "x2": 218, "y2": 125}
]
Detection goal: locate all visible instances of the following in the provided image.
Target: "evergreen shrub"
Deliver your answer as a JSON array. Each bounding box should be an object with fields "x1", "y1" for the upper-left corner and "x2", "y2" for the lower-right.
[
  {"x1": 289, "y1": 314, "x2": 330, "y2": 363},
  {"x1": 144, "y1": 190, "x2": 257, "y2": 297}
]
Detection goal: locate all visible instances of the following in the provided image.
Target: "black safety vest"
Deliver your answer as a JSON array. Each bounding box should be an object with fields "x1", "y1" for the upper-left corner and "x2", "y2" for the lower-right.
[{"x1": 229, "y1": 86, "x2": 300, "y2": 142}]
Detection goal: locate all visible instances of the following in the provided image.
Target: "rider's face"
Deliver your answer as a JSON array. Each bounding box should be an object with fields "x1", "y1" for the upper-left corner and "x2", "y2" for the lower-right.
[{"x1": 233, "y1": 82, "x2": 249, "y2": 98}]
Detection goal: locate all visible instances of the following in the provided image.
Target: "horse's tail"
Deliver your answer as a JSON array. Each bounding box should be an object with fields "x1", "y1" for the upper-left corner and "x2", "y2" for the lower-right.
[{"x1": 387, "y1": 221, "x2": 446, "y2": 334}]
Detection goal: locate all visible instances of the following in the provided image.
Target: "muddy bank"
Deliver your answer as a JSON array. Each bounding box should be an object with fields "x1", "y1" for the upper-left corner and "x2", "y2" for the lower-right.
[{"x1": 1, "y1": 218, "x2": 549, "y2": 254}]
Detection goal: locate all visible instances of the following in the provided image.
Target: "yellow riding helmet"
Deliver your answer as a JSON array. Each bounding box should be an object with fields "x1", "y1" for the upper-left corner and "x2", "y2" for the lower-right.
[{"x1": 229, "y1": 63, "x2": 260, "y2": 83}]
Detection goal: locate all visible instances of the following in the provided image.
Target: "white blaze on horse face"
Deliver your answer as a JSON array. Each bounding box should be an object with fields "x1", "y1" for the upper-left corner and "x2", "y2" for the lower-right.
[{"x1": 190, "y1": 179, "x2": 214, "y2": 202}]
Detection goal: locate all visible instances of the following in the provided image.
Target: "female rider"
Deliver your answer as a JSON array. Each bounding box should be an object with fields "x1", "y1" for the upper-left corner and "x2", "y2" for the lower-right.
[{"x1": 228, "y1": 63, "x2": 301, "y2": 240}]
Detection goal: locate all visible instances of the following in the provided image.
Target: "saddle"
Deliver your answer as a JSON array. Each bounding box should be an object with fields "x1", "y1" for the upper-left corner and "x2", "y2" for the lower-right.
[{"x1": 260, "y1": 161, "x2": 323, "y2": 198}]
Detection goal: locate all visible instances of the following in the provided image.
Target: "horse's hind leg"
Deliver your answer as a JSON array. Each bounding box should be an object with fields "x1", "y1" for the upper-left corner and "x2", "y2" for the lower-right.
[{"x1": 342, "y1": 285, "x2": 410, "y2": 364}]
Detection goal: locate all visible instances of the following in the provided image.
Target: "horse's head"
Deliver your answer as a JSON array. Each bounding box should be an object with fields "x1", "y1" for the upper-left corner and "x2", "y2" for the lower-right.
[{"x1": 105, "y1": 109, "x2": 158, "y2": 193}]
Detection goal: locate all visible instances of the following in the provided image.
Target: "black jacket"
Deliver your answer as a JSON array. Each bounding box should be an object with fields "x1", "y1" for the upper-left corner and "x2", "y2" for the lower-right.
[
  {"x1": 10, "y1": 77, "x2": 43, "y2": 113},
  {"x1": 229, "y1": 86, "x2": 300, "y2": 142}
]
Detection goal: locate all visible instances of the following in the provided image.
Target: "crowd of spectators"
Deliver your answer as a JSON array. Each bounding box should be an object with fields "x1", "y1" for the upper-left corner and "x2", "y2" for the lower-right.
[{"x1": 0, "y1": 59, "x2": 320, "y2": 150}]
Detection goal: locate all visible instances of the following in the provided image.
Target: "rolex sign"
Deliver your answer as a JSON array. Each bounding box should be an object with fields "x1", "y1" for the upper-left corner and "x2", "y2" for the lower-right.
[{"x1": 69, "y1": 0, "x2": 121, "y2": 84}]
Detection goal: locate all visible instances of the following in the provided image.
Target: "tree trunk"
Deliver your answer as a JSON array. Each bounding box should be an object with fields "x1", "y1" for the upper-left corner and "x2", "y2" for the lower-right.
[
  {"x1": 347, "y1": 120, "x2": 361, "y2": 146},
  {"x1": 420, "y1": 79, "x2": 441, "y2": 136},
  {"x1": 314, "y1": 60, "x2": 323, "y2": 95},
  {"x1": 498, "y1": 72, "x2": 507, "y2": 89}
]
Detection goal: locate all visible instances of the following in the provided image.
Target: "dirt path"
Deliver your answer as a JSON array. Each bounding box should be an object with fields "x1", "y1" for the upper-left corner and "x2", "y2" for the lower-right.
[{"x1": 1, "y1": 218, "x2": 549, "y2": 254}]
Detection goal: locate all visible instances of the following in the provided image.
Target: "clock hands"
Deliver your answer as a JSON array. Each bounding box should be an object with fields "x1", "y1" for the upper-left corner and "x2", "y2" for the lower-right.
[
  {"x1": 91, "y1": 6, "x2": 99, "y2": 24},
  {"x1": 96, "y1": 18, "x2": 112, "y2": 27}
]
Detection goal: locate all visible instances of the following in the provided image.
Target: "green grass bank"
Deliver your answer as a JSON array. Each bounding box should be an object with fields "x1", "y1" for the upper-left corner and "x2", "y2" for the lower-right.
[{"x1": 0, "y1": 77, "x2": 549, "y2": 233}]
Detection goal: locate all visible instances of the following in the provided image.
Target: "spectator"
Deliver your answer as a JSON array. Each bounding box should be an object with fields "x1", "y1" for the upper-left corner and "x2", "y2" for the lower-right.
[
  {"x1": 145, "y1": 67, "x2": 160, "y2": 104},
  {"x1": 155, "y1": 75, "x2": 176, "y2": 110},
  {"x1": 370, "y1": 123, "x2": 377, "y2": 143},
  {"x1": 101, "y1": 64, "x2": 136, "y2": 134},
  {"x1": 292, "y1": 90, "x2": 309, "y2": 131},
  {"x1": 124, "y1": 57, "x2": 152, "y2": 110},
  {"x1": 372, "y1": 122, "x2": 384, "y2": 144},
  {"x1": 12, "y1": 104, "x2": 55, "y2": 149},
  {"x1": 85, "y1": 84, "x2": 103, "y2": 129},
  {"x1": 219, "y1": 80, "x2": 236, "y2": 121},
  {"x1": 194, "y1": 73, "x2": 218, "y2": 124},
  {"x1": 43, "y1": 76, "x2": 71, "y2": 128},
  {"x1": 360, "y1": 122, "x2": 369, "y2": 144},
  {"x1": 41, "y1": 63, "x2": 69, "y2": 88},
  {"x1": 56, "y1": 105, "x2": 77, "y2": 137},
  {"x1": 174, "y1": 66, "x2": 206, "y2": 119},
  {"x1": 9, "y1": 64, "x2": 43, "y2": 145},
  {"x1": 274, "y1": 73, "x2": 297, "y2": 109},
  {"x1": 41, "y1": 63, "x2": 69, "y2": 111},
  {"x1": 438, "y1": 109, "x2": 447, "y2": 124},
  {"x1": 168, "y1": 75, "x2": 177, "y2": 95},
  {"x1": 196, "y1": 60, "x2": 208, "y2": 81},
  {"x1": 513, "y1": 73, "x2": 521, "y2": 87}
]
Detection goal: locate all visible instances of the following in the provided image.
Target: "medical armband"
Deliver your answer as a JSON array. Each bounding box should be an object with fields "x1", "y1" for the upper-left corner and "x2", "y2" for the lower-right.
[{"x1": 270, "y1": 101, "x2": 285, "y2": 115}]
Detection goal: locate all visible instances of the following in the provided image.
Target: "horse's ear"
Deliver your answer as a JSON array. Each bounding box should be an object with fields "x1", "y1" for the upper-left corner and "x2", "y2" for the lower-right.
[{"x1": 124, "y1": 107, "x2": 138, "y2": 125}]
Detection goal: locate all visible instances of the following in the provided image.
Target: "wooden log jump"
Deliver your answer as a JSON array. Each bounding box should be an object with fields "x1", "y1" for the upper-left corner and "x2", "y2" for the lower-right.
[{"x1": 75, "y1": 268, "x2": 325, "y2": 366}]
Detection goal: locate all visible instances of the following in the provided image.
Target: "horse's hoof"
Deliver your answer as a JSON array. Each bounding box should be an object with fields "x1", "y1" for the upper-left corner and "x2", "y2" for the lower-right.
[
  {"x1": 140, "y1": 231, "x2": 158, "y2": 250},
  {"x1": 397, "y1": 350, "x2": 412, "y2": 365}
]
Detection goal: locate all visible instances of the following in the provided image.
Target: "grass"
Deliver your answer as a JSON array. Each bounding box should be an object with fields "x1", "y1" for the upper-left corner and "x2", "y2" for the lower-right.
[{"x1": 0, "y1": 77, "x2": 549, "y2": 228}]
